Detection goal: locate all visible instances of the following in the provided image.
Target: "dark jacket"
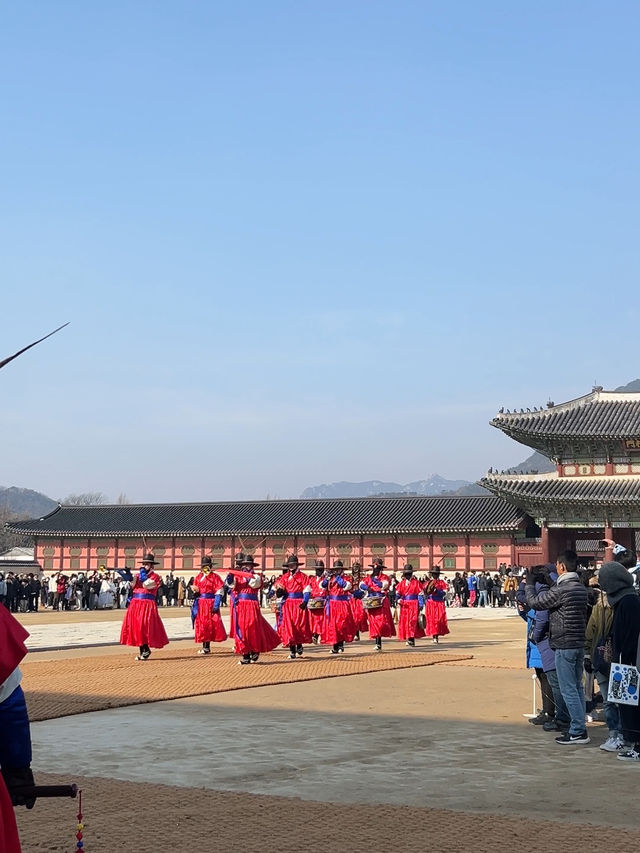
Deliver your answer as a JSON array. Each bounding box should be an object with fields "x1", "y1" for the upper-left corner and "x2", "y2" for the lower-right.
[
  {"x1": 529, "y1": 582, "x2": 556, "y2": 671},
  {"x1": 612, "y1": 594, "x2": 640, "y2": 666},
  {"x1": 525, "y1": 572, "x2": 588, "y2": 650}
]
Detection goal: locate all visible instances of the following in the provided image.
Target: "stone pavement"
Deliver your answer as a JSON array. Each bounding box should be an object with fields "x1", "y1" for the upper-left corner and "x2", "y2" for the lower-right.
[
  {"x1": 27, "y1": 634, "x2": 637, "y2": 830},
  {"x1": 16, "y1": 617, "x2": 640, "y2": 853}
]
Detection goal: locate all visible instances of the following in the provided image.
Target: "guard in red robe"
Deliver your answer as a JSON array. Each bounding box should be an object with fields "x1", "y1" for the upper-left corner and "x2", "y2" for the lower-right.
[
  {"x1": 395, "y1": 564, "x2": 426, "y2": 646},
  {"x1": 0, "y1": 606, "x2": 34, "y2": 853},
  {"x1": 119, "y1": 553, "x2": 170, "y2": 660},
  {"x1": 320, "y1": 560, "x2": 356, "y2": 653},
  {"x1": 305, "y1": 560, "x2": 327, "y2": 643},
  {"x1": 227, "y1": 555, "x2": 281, "y2": 664},
  {"x1": 192, "y1": 556, "x2": 227, "y2": 654},
  {"x1": 359, "y1": 558, "x2": 396, "y2": 651},
  {"x1": 273, "y1": 555, "x2": 312, "y2": 659},
  {"x1": 424, "y1": 569, "x2": 450, "y2": 643},
  {"x1": 348, "y1": 561, "x2": 369, "y2": 639}
]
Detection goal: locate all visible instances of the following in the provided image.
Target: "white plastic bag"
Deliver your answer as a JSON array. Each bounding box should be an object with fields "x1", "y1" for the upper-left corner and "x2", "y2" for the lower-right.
[{"x1": 608, "y1": 661, "x2": 640, "y2": 706}]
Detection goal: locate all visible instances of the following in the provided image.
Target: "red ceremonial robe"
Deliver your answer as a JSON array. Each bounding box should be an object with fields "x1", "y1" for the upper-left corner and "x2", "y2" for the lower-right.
[
  {"x1": 320, "y1": 574, "x2": 356, "y2": 645},
  {"x1": 192, "y1": 572, "x2": 227, "y2": 643},
  {"x1": 360, "y1": 574, "x2": 396, "y2": 639},
  {"x1": 228, "y1": 574, "x2": 281, "y2": 655},
  {"x1": 305, "y1": 576, "x2": 327, "y2": 636},
  {"x1": 0, "y1": 607, "x2": 29, "y2": 683},
  {"x1": 349, "y1": 594, "x2": 369, "y2": 634},
  {"x1": 395, "y1": 577, "x2": 426, "y2": 640},
  {"x1": 120, "y1": 571, "x2": 170, "y2": 648},
  {"x1": 276, "y1": 570, "x2": 312, "y2": 646},
  {"x1": 0, "y1": 609, "x2": 28, "y2": 853},
  {"x1": 0, "y1": 775, "x2": 21, "y2": 853},
  {"x1": 425, "y1": 579, "x2": 450, "y2": 636}
]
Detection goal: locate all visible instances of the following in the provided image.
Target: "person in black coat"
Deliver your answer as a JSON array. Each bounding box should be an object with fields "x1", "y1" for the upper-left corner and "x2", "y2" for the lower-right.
[{"x1": 599, "y1": 562, "x2": 640, "y2": 760}]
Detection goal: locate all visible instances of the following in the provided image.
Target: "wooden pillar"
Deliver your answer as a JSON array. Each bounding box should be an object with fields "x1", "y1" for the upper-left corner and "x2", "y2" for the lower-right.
[
  {"x1": 325, "y1": 536, "x2": 331, "y2": 568},
  {"x1": 262, "y1": 539, "x2": 267, "y2": 572},
  {"x1": 464, "y1": 535, "x2": 470, "y2": 572},
  {"x1": 428, "y1": 535, "x2": 434, "y2": 571},
  {"x1": 541, "y1": 525, "x2": 549, "y2": 564},
  {"x1": 604, "y1": 523, "x2": 614, "y2": 563},
  {"x1": 393, "y1": 536, "x2": 398, "y2": 572},
  {"x1": 359, "y1": 535, "x2": 364, "y2": 568},
  {"x1": 60, "y1": 537, "x2": 65, "y2": 572},
  {"x1": 86, "y1": 537, "x2": 91, "y2": 573},
  {"x1": 171, "y1": 537, "x2": 176, "y2": 572},
  {"x1": 231, "y1": 535, "x2": 236, "y2": 565},
  {"x1": 510, "y1": 538, "x2": 516, "y2": 566}
]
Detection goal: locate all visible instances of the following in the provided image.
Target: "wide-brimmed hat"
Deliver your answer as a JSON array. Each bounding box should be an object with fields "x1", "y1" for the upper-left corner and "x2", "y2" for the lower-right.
[
  {"x1": 237, "y1": 554, "x2": 260, "y2": 568},
  {"x1": 282, "y1": 554, "x2": 303, "y2": 568},
  {"x1": 369, "y1": 557, "x2": 385, "y2": 569},
  {"x1": 140, "y1": 552, "x2": 158, "y2": 565},
  {"x1": 313, "y1": 559, "x2": 325, "y2": 570},
  {"x1": 201, "y1": 556, "x2": 213, "y2": 568},
  {"x1": 333, "y1": 559, "x2": 344, "y2": 569},
  {"x1": 403, "y1": 564, "x2": 414, "y2": 572}
]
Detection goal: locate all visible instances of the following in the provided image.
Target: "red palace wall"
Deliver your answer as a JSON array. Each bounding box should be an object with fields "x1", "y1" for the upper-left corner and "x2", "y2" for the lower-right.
[{"x1": 34, "y1": 533, "x2": 522, "y2": 578}]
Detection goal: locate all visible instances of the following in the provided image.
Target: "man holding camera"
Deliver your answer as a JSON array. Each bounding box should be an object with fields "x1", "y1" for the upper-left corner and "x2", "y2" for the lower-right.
[{"x1": 525, "y1": 550, "x2": 589, "y2": 745}]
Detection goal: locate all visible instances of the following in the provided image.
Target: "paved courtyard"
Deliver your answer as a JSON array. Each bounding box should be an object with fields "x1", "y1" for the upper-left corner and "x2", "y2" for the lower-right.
[{"x1": 13, "y1": 610, "x2": 640, "y2": 853}]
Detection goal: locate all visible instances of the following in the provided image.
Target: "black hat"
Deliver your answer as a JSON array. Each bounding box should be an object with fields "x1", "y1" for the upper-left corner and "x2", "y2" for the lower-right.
[
  {"x1": 201, "y1": 556, "x2": 213, "y2": 568},
  {"x1": 403, "y1": 564, "x2": 414, "y2": 572},
  {"x1": 283, "y1": 554, "x2": 303, "y2": 568},
  {"x1": 238, "y1": 554, "x2": 260, "y2": 568},
  {"x1": 140, "y1": 552, "x2": 158, "y2": 565},
  {"x1": 313, "y1": 560, "x2": 325, "y2": 570},
  {"x1": 333, "y1": 560, "x2": 344, "y2": 569},
  {"x1": 369, "y1": 557, "x2": 385, "y2": 569}
]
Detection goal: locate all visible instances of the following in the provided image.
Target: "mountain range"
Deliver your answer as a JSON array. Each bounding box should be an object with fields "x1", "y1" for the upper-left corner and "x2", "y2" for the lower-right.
[{"x1": 301, "y1": 475, "x2": 478, "y2": 499}]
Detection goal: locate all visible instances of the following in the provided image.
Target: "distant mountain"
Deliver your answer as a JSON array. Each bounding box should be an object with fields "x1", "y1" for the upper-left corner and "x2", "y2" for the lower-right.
[
  {"x1": 0, "y1": 487, "x2": 57, "y2": 518},
  {"x1": 505, "y1": 450, "x2": 555, "y2": 475},
  {"x1": 615, "y1": 379, "x2": 640, "y2": 392},
  {"x1": 301, "y1": 475, "x2": 475, "y2": 500}
]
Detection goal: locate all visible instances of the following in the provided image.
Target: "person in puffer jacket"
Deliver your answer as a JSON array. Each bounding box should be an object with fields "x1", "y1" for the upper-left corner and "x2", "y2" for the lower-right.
[
  {"x1": 525, "y1": 550, "x2": 589, "y2": 745},
  {"x1": 517, "y1": 566, "x2": 562, "y2": 726}
]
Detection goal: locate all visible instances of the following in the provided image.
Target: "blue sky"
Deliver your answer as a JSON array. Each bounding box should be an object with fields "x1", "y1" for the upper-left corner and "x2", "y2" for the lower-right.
[{"x1": 1, "y1": 2, "x2": 638, "y2": 503}]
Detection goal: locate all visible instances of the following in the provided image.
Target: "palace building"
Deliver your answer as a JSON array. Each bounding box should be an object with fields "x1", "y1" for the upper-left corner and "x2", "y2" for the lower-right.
[
  {"x1": 9, "y1": 387, "x2": 640, "y2": 575},
  {"x1": 480, "y1": 387, "x2": 640, "y2": 564}
]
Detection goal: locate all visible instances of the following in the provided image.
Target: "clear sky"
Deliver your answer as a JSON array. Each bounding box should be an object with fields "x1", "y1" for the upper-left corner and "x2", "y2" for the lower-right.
[{"x1": 1, "y1": 2, "x2": 638, "y2": 503}]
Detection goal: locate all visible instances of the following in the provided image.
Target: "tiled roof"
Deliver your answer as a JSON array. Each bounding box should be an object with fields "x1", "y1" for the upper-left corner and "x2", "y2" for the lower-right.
[
  {"x1": 492, "y1": 390, "x2": 640, "y2": 439},
  {"x1": 480, "y1": 473, "x2": 640, "y2": 504},
  {"x1": 6, "y1": 495, "x2": 525, "y2": 538},
  {"x1": 0, "y1": 560, "x2": 42, "y2": 573}
]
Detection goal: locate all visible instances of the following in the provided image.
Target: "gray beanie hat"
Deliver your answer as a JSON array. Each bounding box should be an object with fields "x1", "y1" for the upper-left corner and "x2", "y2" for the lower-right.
[{"x1": 599, "y1": 561, "x2": 637, "y2": 605}]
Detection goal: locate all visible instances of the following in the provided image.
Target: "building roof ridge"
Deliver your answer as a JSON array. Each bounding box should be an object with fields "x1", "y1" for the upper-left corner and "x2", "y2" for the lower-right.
[
  {"x1": 60, "y1": 493, "x2": 499, "y2": 510},
  {"x1": 495, "y1": 388, "x2": 640, "y2": 421}
]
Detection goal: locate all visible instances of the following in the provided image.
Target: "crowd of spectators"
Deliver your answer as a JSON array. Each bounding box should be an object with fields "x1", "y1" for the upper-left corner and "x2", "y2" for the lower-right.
[
  {"x1": 517, "y1": 543, "x2": 640, "y2": 759},
  {"x1": 1, "y1": 563, "x2": 534, "y2": 614}
]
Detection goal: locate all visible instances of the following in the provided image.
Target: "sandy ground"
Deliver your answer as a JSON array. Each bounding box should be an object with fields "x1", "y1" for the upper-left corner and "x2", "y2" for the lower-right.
[{"x1": 13, "y1": 617, "x2": 640, "y2": 853}]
